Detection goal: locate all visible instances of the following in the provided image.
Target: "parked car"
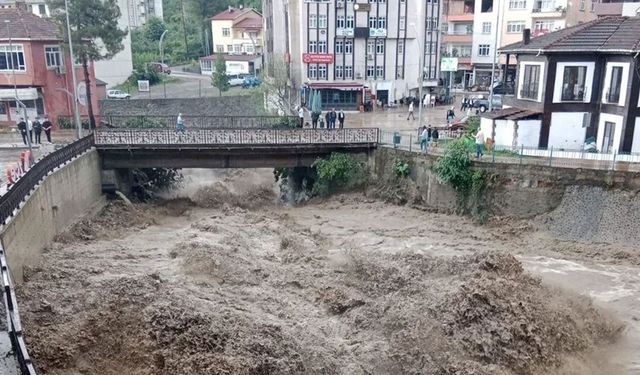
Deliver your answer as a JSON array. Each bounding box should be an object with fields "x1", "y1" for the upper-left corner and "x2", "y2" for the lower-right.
[
  {"x1": 228, "y1": 74, "x2": 248, "y2": 86},
  {"x1": 471, "y1": 95, "x2": 502, "y2": 113},
  {"x1": 107, "y1": 89, "x2": 130, "y2": 99},
  {"x1": 242, "y1": 76, "x2": 261, "y2": 88},
  {"x1": 492, "y1": 81, "x2": 515, "y2": 95},
  {"x1": 149, "y1": 62, "x2": 171, "y2": 74}
]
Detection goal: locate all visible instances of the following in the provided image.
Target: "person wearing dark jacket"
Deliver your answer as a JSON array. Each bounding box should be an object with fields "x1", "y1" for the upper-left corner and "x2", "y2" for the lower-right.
[
  {"x1": 311, "y1": 112, "x2": 319, "y2": 129},
  {"x1": 42, "y1": 115, "x2": 53, "y2": 143},
  {"x1": 328, "y1": 108, "x2": 337, "y2": 129},
  {"x1": 338, "y1": 110, "x2": 345, "y2": 128},
  {"x1": 17, "y1": 118, "x2": 27, "y2": 145},
  {"x1": 33, "y1": 116, "x2": 42, "y2": 144}
]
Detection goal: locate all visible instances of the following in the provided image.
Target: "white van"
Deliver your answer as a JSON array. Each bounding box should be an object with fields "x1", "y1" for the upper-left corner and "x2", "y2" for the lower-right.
[{"x1": 228, "y1": 74, "x2": 247, "y2": 86}]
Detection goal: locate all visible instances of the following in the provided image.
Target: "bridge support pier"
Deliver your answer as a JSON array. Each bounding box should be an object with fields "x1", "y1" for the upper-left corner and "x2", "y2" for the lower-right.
[{"x1": 101, "y1": 169, "x2": 133, "y2": 195}]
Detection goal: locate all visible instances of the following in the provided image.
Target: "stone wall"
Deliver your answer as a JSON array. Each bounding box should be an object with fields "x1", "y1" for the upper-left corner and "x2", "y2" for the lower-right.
[
  {"x1": 0, "y1": 150, "x2": 104, "y2": 282},
  {"x1": 372, "y1": 147, "x2": 640, "y2": 219},
  {"x1": 99, "y1": 96, "x2": 264, "y2": 117}
]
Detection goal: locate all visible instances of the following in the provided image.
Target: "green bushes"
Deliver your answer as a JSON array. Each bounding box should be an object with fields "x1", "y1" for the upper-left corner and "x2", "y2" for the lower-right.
[
  {"x1": 312, "y1": 153, "x2": 365, "y2": 196},
  {"x1": 392, "y1": 159, "x2": 411, "y2": 178},
  {"x1": 128, "y1": 65, "x2": 161, "y2": 86},
  {"x1": 123, "y1": 117, "x2": 169, "y2": 128}
]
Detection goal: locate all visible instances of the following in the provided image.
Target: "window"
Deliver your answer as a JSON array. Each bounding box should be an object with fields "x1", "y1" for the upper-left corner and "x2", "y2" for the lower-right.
[
  {"x1": 506, "y1": 21, "x2": 525, "y2": 33},
  {"x1": 226, "y1": 44, "x2": 233, "y2": 52},
  {"x1": 318, "y1": 65, "x2": 327, "y2": 79},
  {"x1": 478, "y1": 44, "x2": 490, "y2": 56},
  {"x1": 561, "y1": 66, "x2": 587, "y2": 101},
  {"x1": 508, "y1": 0, "x2": 526, "y2": 9},
  {"x1": 336, "y1": 40, "x2": 344, "y2": 53},
  {"x1": 222, "y1": 28, "x2": 230, "y2": 37},
  {"x1": 590, "y1": 0, "x2": 595, "y2": 12},
  {"x1": 337, "y1": 15, "x2": 345, "y2": 28},
  {"x1": 249, "y1": 32, "x2": 258, "y2": 39},
  {"x1": 398, "y1": 40, "x2": 404, "y2": 54},
  {"x1": 533, "y1": 0, "x2": 554, "y2": 11},
  {"x1": 216, "y1": 45, "x2": 224, "y2": 53},
  {"x1": 579, "y1": 0, "x2": 585, "y2": 10},
  {"x1": 399, "y1": 16, "x2": 405, "y2": 30},
  {"x1": 345, "y1": 66, "x2": 353, "y2": 79},
  {"x1": 482, "y1": 22, "x2": 491, "y2": 34},
  {"x1": 38, "y1": 4, "x2": 46, "y2": 15},
  {"x1": 397, "y1": 65, "x2": 404, "y2": 78},
  {"x1": 318, "y1": 15, "x2": 327, "y2": 28},
  {"x1": 346, "y1": 15, "x2": 354, "y2": 28},
  {"x1": 318, "y1": 41, "x2": 327, "y2": 53},
  {"x1": 376, "y1": 39, "x2": 384, "y2": 54},
  {"x1": 234, "y1": 44, "x2": 242, "y2": 53},
  {"x1": 45, "y1": 46, "x2": 63, "y2": 69},
  {"x1": 607, "y1": 66, "x2": 623, "y2": 103},
  {"x1": 345, "y1": 40, "x2": 353, "y2": 54},
  {"x1": 366, "y1": 65, "x2": 375, "y2": 78},
  {"x1": 308, "y1": 41, "x2": 317, "y2": 53},
  {"x1": 309, "y1": 64, "x2": 317, "y2": 79},
  {"x1": 378, "y1": 17, "x2": 386, "y2": 28},
  {"x1": 369, "y1": 16, "x2": 377, "y2": 28},
  {"x1": 0, "y1": 45, "x2": 26, "y2": 71},
  {"x1": 336, "y1": 65, "x2": 344, "y2": 79},
  {"x1": 309, "y1": 14, "x2": 317, "y2": 28},
  {"x1": 534, "y1": 20, "x2": 554, "y2": 31},
  {"x1": 521, "y1": 65, "x2": 540, "y2": 100},
  {"x1": 425, "y1": 42, "x2": 436, "y2": 54},
  {"x1": 376, "y1": 66, "x2": 384, "y2": 78},
  {"x1": 367, "y1": 40, "x2": 375, "y2": 55},
  {"x1": 426, "y1": 17, "x2": 438, "y2": 31}
]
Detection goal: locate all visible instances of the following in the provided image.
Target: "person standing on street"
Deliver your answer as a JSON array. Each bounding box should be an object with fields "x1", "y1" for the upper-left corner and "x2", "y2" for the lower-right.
[
  {"x1": 407, "y1": 101, "x2": 415, "y2": 120},
  {"x1": 446, "y1": 107, "x2": 455, "y2": 124},
  {"x1": 311, "y1": 111, "x2": 319, "y2": 129},
  {"x1": 298, "y1": 106, "x2": 305, "y2": 128},
  {"x1": 420, "y1": 126, "x2": 429, "y2": 153},
  {"x1": 175, "y1": 113, "x2": 185, "y2": 133},
  {"x1": 17, "y1": 118, "x2": 27, "y2": 145},
  {"x1": 33, "y1": 116, "x2": 42, "y2": 144},
  {"x1": 27, "y1": 117, "x2": 33, "y2": 143},
  {"x1": 432, "y1": 127, "x2": 439, "y2": 146},
  {"x1": 338, "y1": 109, "x2": 345, "y2": 129},
  {"x1": 329, "y1": 108, "x2": 337, "y2": 129},
  {"x1": 42, "y1": 115, "x2": 53, "y2": 143},
  {"x1": 475, "y1": 128, "x2": 485, "y2": 159}
]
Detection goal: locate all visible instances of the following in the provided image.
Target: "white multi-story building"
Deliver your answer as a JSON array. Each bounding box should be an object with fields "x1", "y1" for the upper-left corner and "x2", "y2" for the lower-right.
[{"x1": 263, "y1": 0, "x2": 442, "y2": 110}]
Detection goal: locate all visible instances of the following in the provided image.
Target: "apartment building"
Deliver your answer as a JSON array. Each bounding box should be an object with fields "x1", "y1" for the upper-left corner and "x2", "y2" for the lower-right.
[
  {"x1": 442, "y1": 0, "x2": 595, "y2": 89},
  {"x1": 263, "y1": 0, "x2": 442, "y2": 110},
  {"x1": 210, "y1": 6, "x2": 263, "y2": 55}
]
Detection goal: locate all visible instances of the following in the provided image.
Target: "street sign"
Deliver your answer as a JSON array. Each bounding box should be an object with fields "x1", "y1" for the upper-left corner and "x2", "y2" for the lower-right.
[
  {"x1": 302, "y1": 53, "x2": 334, "y2": 64},
  {"x1": 440, "y1": 57, "x2": 459, "y2": 72},
  {"x1": 369, "y1": 28, "x2": 387, "y2": 38},
  {"x1": 0, "y1": 88, "x2": 38, "y2": 100},
  {"x1": 77, "y1": 82, "x2": 87, "y2": 106},
  {"x1": 138, "y1": 80, "x2": 150, "y2": 92}
]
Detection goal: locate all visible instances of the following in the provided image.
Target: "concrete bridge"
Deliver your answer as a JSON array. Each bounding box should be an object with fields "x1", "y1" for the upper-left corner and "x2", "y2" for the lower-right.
[{"x1": 94, "y1": 128, "x2": 379, "y2": 169}]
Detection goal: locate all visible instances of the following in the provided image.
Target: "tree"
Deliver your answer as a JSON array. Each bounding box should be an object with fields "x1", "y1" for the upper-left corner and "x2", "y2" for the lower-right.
[
  {"x1": 49, "y1": 0, "x2": 128, "y2": 129},
  {"x1": 260, "y1": 57, "x2": 297, "y2": 116},
  {"x1": 211, "y1": 54, "x2": 229, "y2": 96}
]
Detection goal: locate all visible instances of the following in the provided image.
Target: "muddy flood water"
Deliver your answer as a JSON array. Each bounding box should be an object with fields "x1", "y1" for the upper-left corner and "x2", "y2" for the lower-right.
[{"x1": 16, "y1": 169, "x2": 640, "y2": 375}]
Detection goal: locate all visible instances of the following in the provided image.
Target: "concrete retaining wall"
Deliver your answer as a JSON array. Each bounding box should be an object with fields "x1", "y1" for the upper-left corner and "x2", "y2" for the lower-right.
[
  {"x1": 0, "y1": 150, "x2": 104, "y2": 282},
  {"x1": 99, "y1": 96, "x2": 264, "y2": 117},
  {"x1": 373, "y1": 147, "x2": 640, "y2": 218}
]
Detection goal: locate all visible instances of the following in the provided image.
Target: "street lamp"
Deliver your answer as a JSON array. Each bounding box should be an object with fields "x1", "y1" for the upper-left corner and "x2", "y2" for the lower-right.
[
  {"x1": 159, "y1": 30, "x2": 168, "y2": 65},
  {"x1": 64, "y1": 0, "x2": 83, "y2": 139},
  {"x1": 5, "y1": 20, "x2": 33, "y2": 162}
]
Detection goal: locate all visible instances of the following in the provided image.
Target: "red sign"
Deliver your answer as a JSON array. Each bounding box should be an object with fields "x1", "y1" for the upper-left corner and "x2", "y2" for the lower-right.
[{"x1": 302, "y1": 53, "x2": 334, "y2": 64}]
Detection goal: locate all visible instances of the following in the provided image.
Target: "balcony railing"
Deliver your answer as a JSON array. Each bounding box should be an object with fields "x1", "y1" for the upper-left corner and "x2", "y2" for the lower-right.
[
  {"x1": 520, "y1": 86, "x2": 539, "y2": 100},
  {"x1": 606, "y1": 90, "x2": 621, "y2": 103}
]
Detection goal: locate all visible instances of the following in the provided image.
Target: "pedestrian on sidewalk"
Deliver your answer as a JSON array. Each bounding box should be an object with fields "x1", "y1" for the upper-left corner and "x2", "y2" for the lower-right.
[
  {"x1": 461, "y1": 97, "x2": 468, "y2": 111},
  {"x1": 407, "y1": 101, "x2": 415, "y2": 120},
  {"x1": 175, "y1": 113, "x2": 185, "y2": 133},
  {"x1": 420, "y1": 126, "x2": 429, "y2": 153},
  {"x1": 475, "y1": 128, "x2": 485, "y2": 159},
  {"x1": 33, "y1": 116, "x2": 42, "y2": 144},
  {"x1": 297, "y1": 106, "x2": 305, "y2": 128},
  {"x1": 427, "y1": 124, "x2": 433, "y2": 141},
  {"x1": 338, "y1": 109, "x2": 345, "y2": 129},
  {"x1": 311, "y1": 111, "x2": 319, "y2": 129},
  {"x1": 42, "y1": 115, "x2": 53, "y2": 143},
  {"x1": 446, "y1": 107, "x2": 455, "y2": 124},
  {"x1": 17, "y1": 118, "x2": 27, "y2": 145},
  {"x1": 432, "y1": 127, "x2": 439, "y2": 146},
  {"x1": 27, "y1": 117, "x2": 33, "y2": 143},
  {"x1": 328, "y1": 108, "x2": 337, "y2": 129}
]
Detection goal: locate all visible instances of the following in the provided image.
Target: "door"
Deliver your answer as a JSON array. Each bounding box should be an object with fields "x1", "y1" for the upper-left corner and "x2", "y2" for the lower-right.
[{"x1": 602, "y1": 121, "x2": 615, "y2": 153}]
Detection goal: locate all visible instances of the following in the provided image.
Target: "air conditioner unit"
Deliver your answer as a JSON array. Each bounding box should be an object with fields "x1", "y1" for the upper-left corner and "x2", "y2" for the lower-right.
[
  {"x1": 54, "y1": 66, "x2": 65, "y2": 75},
  {"x1": 367, "y1": 54, "x2": 374, "y2": 60},
  {"x1": 356, "y1": 72, "x2": 363, "y2": 79},
  {"x1": 320, "y1": 29, "x2": 326, "y2": 35},
  {"x1": 337, "y1": 1, "x2": 344, "y2": 8}
]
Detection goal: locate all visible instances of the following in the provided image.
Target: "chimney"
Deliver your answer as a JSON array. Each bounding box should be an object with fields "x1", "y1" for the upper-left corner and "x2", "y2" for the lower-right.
[{"x1": 523, "y1": 28, "x2": 531, "y2": 45}]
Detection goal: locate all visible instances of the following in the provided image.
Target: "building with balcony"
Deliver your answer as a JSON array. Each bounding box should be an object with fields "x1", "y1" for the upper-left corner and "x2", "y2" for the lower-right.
[
  {"x1": 442, "y1": 0, "x2": 474, "y2": 88},
  {"x1": 0, "y1": 8, "x2": 99, "y2": 127},
  {"x1": 594, "y1": 0, "x2": 640, "y2": 16},
  {"x1": 211, "y1": 6, "x2": 263, "y2": 56},
  {"x1": 263, "y1": 0, "x2": 442, "y2": 111},
  {"x1": 484, "y1": 17, "x2": 640, "y2": 154}
]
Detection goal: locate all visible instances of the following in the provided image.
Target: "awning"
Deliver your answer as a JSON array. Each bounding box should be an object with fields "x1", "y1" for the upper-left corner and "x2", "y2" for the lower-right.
[
  {"x1": 0, "y1": 88, "x2": 38, "y2": 101},
  {"x1": 481, "y1": 107, "x2": 542, "y2": 120},
  {"x1": 306, "y1": 82, "x2": 365, "y2": 91}
]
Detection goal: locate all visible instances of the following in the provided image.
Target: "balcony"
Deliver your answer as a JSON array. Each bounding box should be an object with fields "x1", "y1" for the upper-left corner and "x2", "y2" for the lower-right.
[
  {"x1": 531, "y1": 5, "x2": 565, "y2": 17},
  {"x1": 444, "y1": 13, "x2": 474, "y2": 22},
  {"x1": 442, "y1": 32, "x2": 473, "y2": 43}
]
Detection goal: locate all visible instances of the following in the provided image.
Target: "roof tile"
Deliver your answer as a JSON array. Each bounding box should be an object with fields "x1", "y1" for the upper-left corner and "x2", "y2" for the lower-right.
[{"x1": 0, "y1": 8, "x2": 60, "y2": 40}]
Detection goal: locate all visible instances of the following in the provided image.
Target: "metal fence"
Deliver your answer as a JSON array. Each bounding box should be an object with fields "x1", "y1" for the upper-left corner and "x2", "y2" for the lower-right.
[
  {"x1": 94, "y1": 128, "x2": 380, "y2": 146},
  {"x1": 0, "y1": 133, "x2": 94, "y2": 375},
  {"x1": 379, "y1": 130, "x2": 640, "y2": 172},
  {"x1": 99, "y1": 115, "x2": 298, "y2": 129}
]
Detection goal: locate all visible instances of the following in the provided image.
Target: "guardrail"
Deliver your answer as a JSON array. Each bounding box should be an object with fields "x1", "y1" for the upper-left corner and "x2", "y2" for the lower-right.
[
  {"x1": 94, "y1": 128, "x2": 380, "y2": 146},
  {"x1": 0, "y1": 133, "x2": 95, "y2": 375},
  {"x1": 98, "y1": 115, "x2": 298, "y2": 129}
]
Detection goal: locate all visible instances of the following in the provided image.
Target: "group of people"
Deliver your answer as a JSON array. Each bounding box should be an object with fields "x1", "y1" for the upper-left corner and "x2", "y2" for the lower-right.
[
  {"x1": 299, "y1": 107, "x2": 346, "y2": 129},
  {"x1": 17, "y1": 116, "x2": 53, "y2": 145},
  {"x1": 418, "y1": 125, "x2": 440, "y2": 153}
]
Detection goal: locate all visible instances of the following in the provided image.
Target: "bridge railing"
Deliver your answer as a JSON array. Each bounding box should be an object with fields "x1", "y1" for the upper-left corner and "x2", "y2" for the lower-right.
[
  {"x1": 100, "y1": 115, "x2": 298, "y2": 129},
  {"x1": 94, "y1": 128, "x2": 380, "y2": 146},
  {"x1": 0, "y1": 133, "x2": 95, "y2": 375}
]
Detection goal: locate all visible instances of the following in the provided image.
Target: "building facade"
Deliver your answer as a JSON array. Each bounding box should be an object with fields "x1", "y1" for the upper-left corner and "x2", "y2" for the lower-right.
[
  {"x1": 211, "y1": 6, "x2": 263, "y2": 55},
  {"x1": 486, "y1": 17, "x2": 640, "y2": 154},
  {"x1": 0, "y1": 8, "x2": 99, "y2": 127},
  {"x1": 442, "y1": 0, "x2": 596, "y2": 90},
  {"x1": 263, "y1": 0, "x2": 442, "y2": 111}
]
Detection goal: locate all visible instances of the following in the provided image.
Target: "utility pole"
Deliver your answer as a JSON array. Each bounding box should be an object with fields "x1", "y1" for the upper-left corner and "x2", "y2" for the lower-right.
[
  {"x1": 489, "y1": 0, "x2": 503, "y2": 112},
  {"x1": 180, "y1": 0, "x2": 189, "y2": 56},
  {"x1": 64, "y1": 0, "x2": 83, "y2": 138},
  {"x1": 159, "y1": 30, "x2": 168, "y2": 65},
  {"x1": 417, "y1": 2, "x2": 426, "y2": 127}
]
